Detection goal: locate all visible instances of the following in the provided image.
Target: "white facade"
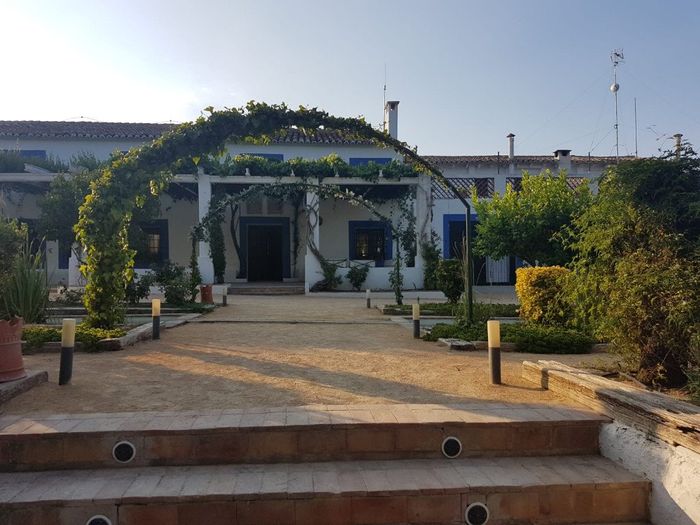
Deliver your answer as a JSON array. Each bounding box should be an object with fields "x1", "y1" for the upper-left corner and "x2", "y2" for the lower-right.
[{"x1": 0, "y1": 120, "x2": 619, "y2": 290}]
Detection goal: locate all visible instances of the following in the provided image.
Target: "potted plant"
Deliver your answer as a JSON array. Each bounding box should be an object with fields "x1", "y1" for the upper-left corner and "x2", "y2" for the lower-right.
[{"x1": 0, "y1": 219, "x2": 29, "y2": 382}]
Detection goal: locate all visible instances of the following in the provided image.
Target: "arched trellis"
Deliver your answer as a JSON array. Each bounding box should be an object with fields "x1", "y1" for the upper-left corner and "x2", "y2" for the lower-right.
[
  {"x1": 194, "y1": 179, "x2": 415, "y2": 278},
  {"x1": 76, "y1": 102, "x2": 471, "y2": 328}
]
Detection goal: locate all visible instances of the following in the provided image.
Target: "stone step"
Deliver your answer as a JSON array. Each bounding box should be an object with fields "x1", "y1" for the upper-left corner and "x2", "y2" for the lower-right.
[
  {"x1": 0, "y1": 403, "x2": 607, "y2": 472},
  {"x1": 0, "y1": 455, "x2": 650, "y2": 525},
  {"x1": 228, "y1": 284, "x2": 305, "y2": 295}
]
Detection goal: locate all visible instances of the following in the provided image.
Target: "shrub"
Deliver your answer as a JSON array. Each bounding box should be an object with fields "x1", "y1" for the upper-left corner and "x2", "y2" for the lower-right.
[
  {"x1": 22, "y1": 325, "x2": 126, "y2": 352},
  {"x1": 0, "y1": 151, "x2": 26, "y2": 173},
  {"x1": 435, "y1": 259, "x2": 463, "y2": 304},
  {"x1": 2, "y1": 245, "x2": 50, "y2": 323},
  {"x1": 0, "y1": 219, "x2": 27, "y2": 288},
  {"x1": 506, "y1": 323, "x2": 594, "y2": 354},
  {"x1": 53, "y1": 288, "x2": 84, "y2": 305},
  {"x1": 347, "y1": 264, "x2": 369, "y2": 291},
  {"x1": 150, "y1": 262, "x2": 191, "y2": 306},
  {"x1": 421, "y1": 231, "x2": 441, "y2": 290},
  {"x1": 125, "y1": 273, "x2": 152, "y2": 305},
  {"x1": 515, "y1": 266, "x2": 571, "y2": 326}
]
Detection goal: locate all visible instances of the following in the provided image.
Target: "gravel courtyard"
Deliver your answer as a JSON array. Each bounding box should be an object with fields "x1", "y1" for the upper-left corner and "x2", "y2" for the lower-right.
[{"x1": 2, "y1": 295, "x2": 613, "y2": 415}]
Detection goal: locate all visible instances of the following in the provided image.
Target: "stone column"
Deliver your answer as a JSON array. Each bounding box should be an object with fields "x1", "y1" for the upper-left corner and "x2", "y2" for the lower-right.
[
  {"x1": 411, "y1": 174, "x2": 432, "y2": 285},
  {"x1": 197, "y1": 169, "x2": 215, "y2": 284},
  {"x1": 304, "y1": 190, "x2": 322, "y2": 294}
]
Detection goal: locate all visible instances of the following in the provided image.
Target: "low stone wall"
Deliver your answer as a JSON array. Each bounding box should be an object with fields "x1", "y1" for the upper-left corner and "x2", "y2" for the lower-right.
[{"x1": 523, "y1": 359, "x2": 700, "y2": 524}]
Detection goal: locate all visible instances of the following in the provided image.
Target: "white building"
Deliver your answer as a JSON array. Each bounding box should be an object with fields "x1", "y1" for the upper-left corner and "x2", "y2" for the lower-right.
[{"x1": 0, "y1": 103, "x2": 618, "y2": 291}]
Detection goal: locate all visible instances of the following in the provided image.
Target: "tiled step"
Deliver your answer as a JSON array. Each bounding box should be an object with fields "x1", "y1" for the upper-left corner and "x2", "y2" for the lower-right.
[
  {"x1": 0, "y1": 455, "x2": 649, "y2": 525},
  {"x1": 0, "y1": 403, "x2": 607, "y2": 471}
]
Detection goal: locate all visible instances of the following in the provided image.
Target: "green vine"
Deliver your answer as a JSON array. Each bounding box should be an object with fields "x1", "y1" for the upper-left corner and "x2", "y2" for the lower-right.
[{"x1": 76, "y1": 102, "x2": 448, "y2": 328}]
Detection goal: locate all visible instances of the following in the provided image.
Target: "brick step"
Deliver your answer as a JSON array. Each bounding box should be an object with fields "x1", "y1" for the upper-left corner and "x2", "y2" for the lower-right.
[
  {"x1": 0, "y1": 403, "x2": 607, "y2": 472},
  {"x1": 0, "y1": 455, "x2": 649, "y2": 525}
]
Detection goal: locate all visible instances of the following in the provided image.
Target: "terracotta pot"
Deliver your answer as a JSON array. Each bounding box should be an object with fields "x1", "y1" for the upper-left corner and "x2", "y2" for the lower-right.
[
  {"x1": 200, "y1": 284, "x2": 214, "y2": 304},
  {"x1": 0, "y1": 318, "x2": 26, "y2": 382}
]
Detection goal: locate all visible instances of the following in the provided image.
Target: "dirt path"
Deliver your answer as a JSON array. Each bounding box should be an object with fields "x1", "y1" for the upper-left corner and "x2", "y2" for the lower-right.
[{"x1": 4, "y1": 296, "x2": 613, "y2": 414}]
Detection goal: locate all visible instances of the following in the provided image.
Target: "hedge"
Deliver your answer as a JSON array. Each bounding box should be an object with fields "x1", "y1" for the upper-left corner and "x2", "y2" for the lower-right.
[
  {"x1": 22, "y1": 325, "x2": 126, "y2": 352},
  {"x1": 515, "y1": 266, "x2": 571, "y2": 326}
]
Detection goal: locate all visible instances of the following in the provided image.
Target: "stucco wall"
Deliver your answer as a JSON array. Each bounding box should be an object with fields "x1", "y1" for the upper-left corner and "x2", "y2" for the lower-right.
[{"x1": 600, "y1": 421, "x2": 700, "y2": 525}]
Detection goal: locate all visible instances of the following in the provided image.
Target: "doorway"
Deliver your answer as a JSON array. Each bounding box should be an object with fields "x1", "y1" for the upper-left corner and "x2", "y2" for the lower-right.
[{"x1": 247, "y1": 225, "x2": 284, "y2": 281}]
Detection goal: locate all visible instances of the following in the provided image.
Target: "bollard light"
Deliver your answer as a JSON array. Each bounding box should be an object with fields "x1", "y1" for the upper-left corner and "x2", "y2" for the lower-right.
[
  {"x1": 59, "y1": 319, "x2": 76, "y2": 385},
  {"x1": 366, "y1": 288, "x2": 371, "y2": 309},
  {"x1": 222, "y1": 294, "x2": 228, "y2": 306},
  {"x1": 152, "y1": 298, "x2": 161, "y2": 340},
  {"x1": 487, "y1": 320, "x2": 501, "y2": 385},
  {"x1": 412, "y1": 303, "x2": 421, "y2": 339}
]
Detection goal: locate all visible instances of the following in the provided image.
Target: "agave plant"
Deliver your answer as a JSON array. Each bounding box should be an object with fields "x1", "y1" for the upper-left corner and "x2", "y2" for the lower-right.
[{"x1": 1, "y1": 242, "x2": 50, "y2": 323}]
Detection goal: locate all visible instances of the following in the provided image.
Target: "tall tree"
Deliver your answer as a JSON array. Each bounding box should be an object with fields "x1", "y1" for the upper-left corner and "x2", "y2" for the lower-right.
[{"x1": 473, "y1": 170, "x2": 592, "y2": 265}]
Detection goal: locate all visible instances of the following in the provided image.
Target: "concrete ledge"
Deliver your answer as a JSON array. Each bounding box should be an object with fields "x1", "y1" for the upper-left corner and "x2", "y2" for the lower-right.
[{"x1": 0, "y1": 370, "x2": 48, "y2": 405}]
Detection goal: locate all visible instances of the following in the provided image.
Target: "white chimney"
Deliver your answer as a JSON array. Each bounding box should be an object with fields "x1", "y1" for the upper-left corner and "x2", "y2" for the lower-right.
[
  {"x1": 507, "y1": 133, "x2": 515, "y2": 174},
  {"x1": 384, "y1": 101, "x2": 399, "y2": 139},
  {"x1": 554, "y1": 149, "x2": 572, "y2": 172},
  {"x1": 674, "y1": 133, "x2": 683, "y2": 157},
  {"x1": 507, "y1": 133, "x2": 515, "y2": 160}
]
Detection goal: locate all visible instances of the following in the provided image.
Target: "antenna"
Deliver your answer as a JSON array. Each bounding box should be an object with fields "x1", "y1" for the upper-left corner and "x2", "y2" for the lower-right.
[
  {"x1": 634, "y1": 97, "x2": 638, "y2": 157},
  {"x1": 610, "y1": 49, "x2": 624, "y2": 162},
  {"x1": 383, "y1": 64, "x2": 387, "y2": 106}
]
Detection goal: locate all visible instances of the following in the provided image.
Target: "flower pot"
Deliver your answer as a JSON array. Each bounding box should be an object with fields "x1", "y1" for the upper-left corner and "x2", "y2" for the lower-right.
[
  {"x1": 0, "y1": 318, "x2": 26, "y2": 383},
  {"x1": 200, "y1": 284, "x2": 214, "y2": 304}
]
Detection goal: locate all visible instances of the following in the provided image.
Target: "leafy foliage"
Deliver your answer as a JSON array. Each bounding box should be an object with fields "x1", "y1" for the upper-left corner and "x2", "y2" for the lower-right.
[
  {"x1": 1, "y1": 244, "x2": 50, "y2": 323},
  {"x1": 125, "y1": 273, "x2": 153, "y2": 305},
  {"x1": 473, "y1": 170, "x2": 591, "y2": 265},
  {"x1": 566, "y1": 149, "x2": 700, "y2": 387},
  {"x1": 424, "y1": 321, "x2": 592, "y2": 354},
  {"x1": 0, "y1": 218, "x2": 27, "y2": 289},
  {"x1": 420, "y1": 231, "x2": 441, "y2": 290},
  {"x1": 149, "y1": 261, "x2": 192, "y2": 306},
  {"x1": 53, "y1": 288, "x2": 85, "y2": 305},
  {"x1": 389, "y1": 239, "x2": 404, "y2": 305},
  {"x1": 0, "y1": 151, "x2": 26, "y2": 173},
  {"x1": 515, "y1": 266, "x2": 571, "y2": 326},
  {"x1": 435, "y1": 259, "x2": 463, "y2": 304},
  {"x1": 347, "y1": 264, "x2": 370, "y2": 291},
  {"x1": 22, "y1": 325, "x2": 125, "y2": 352}
]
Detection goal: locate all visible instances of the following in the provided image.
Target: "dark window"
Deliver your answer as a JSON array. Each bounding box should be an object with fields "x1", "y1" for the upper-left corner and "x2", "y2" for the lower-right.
[
  {"x1": 134, "y1": 220, "x2": 169, "y2": 268},
  {"x1": 349, "y1": 221, "x2": 392, "y2": 264},
  {"x1": 58, "y1": 243, "x2": 70, "y2": 269},
  {"x1": 349, "y1": 158, "x2": 392, "y2": 166},
  {"x1": 18, "y1": 150, "x2": 47, "y2": 159}
]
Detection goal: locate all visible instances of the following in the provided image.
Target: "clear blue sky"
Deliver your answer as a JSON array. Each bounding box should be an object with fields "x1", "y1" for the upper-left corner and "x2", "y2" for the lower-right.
[{"x1": 3, "y1": 0, "x2": 698, "y2": 156}]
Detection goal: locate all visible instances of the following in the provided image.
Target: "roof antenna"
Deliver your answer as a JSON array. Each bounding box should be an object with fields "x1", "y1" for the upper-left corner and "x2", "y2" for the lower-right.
[{"x1": 610, "y1": 49, "x2": 624, "y2": 162}]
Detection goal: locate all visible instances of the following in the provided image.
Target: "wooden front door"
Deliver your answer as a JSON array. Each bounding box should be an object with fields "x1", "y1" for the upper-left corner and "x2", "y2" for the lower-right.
[{"x1": 247, "y1": 225, "x2": 284, "y2": 281}]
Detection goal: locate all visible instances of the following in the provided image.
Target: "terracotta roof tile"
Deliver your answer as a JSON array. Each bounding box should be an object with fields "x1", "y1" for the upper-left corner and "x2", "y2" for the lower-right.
[
  {"x1": 0, "y1": 121, "x2": 374, "y2": 145},
  {"x1": 424, "y1": 154, "x2": 634, "y2": 167}
]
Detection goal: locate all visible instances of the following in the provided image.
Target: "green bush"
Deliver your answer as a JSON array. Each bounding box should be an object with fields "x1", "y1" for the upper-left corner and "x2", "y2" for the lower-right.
[
  {"x1": 22, "y1": 325, "x2": 126, "y2": 352},
  {"x1": 515, "y1": 266, "x2": 571, "y2": 326},
  {"x1": 0, "y1": 151, "x2": 26, "y2": 173},
  {"x1": 506, "y1": 323, "x2": 594, "y2": 354},
  {"x1": 435, "y1": 259, "x2": 463, "y2": 304},
  {"x1": 2, "y1": 245, "x2": 49, "y2": 323},
  {"x1": 0, "y1": 219, "x2": 27, "y2": 290},
  {"x1": 424, "y1": 320, "x2": 593, "y2": 354},
  {"x1": 125, "y1": 273, "x2": 152, "y2": 305},
  {"x1": 383, "y1": 302, "x2": 518, "y2": 318},
  {"x1": 150, "y1": 261, "x2": 191, "y2": 306},
  {"x1": 421, "y1": 231, "x2": 441, "y2": 290},
  {"x1": 347, "y1": 264, "x2": 370, "y2": 291}
]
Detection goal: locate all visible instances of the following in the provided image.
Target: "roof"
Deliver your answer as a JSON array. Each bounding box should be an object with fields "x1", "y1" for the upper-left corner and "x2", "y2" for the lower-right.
[
  {"x1": 0, "y1": 120, "x2": 374, "y2": 145},
  {"x1": 424, "y1": 154, "x2": 634, "y2": 167}
]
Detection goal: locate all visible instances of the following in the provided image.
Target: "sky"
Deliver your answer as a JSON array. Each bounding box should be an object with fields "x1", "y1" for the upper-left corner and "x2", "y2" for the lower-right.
[{"x1": 2, "y1": 0, "x2": 699, "y2": 156}]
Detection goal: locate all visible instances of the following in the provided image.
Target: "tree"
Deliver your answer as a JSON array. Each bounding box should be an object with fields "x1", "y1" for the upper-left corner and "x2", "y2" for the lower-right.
[
  {"x1": 567, "y1": 147, "x2": 700, "y2": 387},
  {"x1": 473, "y1": 170, "x2": 592, "y2": 265}
]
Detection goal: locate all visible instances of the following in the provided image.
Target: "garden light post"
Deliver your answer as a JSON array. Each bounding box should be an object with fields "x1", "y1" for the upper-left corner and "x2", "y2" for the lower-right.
[
  {"x1": 366, "y1": 289, "x2": 371, "y2": 309},
  {"x1": 413, "y1": 303, "x2": 421, "y2": 339},
  {"x1": 487, "y1": 320, "x2": 501, "y2": 385},
  {"x1": 152, "y1": 299, "x2": 161, "y2": 340},
  {"x1": 59, "y1": 319, "x2": 75, "y2": 386}
]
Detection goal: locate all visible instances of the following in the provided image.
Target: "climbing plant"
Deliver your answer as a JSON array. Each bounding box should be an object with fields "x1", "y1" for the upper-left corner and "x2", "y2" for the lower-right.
[{"x1": 76, "y1": 102, "x2": 453, "y2": 328}]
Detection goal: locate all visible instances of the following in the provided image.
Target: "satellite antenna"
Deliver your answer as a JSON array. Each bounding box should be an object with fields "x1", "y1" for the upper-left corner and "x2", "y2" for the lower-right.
[{"x1": 610, "y1": 49, "x2": 624, "y2": 161}]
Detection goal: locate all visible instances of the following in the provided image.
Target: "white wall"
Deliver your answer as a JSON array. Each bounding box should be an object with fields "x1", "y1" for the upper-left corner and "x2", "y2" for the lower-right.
[{"x1": 600, "y1": 421, "x2": 700, "y2": 525}]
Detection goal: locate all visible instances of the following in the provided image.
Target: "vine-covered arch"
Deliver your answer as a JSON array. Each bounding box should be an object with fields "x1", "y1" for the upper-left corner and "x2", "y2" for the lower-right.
[{"x1": 76, "y1": 102, "x2": 461, "y2": 328}]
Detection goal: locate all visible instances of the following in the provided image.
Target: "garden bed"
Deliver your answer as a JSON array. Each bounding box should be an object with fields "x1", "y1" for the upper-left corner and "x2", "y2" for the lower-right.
[{"x1": 381, "y1": 302, "x2": 519, "y2": 317}]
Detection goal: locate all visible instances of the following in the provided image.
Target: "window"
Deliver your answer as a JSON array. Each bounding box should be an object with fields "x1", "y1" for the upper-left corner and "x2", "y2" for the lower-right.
[
  {"x1": 134, "y1": 221, "x2": 168, "y2": 268},
  {"x1": 349, "y1": 221, "x2": 392, "y2": 263},
  {"x1": 349, "y1": 158, "x2": 392, "y2": 166}
]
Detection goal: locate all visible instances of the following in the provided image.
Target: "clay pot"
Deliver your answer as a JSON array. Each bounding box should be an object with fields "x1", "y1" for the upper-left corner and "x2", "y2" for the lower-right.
[
  {"x1": 0, "y1": 318, "x2": 26, "y2": 382},
  {"x1": 200, "y1": 284, "x2": 214, "y2": 304}
]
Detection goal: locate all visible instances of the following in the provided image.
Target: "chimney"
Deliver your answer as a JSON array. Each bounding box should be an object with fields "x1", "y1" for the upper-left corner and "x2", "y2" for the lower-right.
[
  {"x1": 674, "y1": 133, "x2": 683, "y2": 157},
  {"x1": 384, "y1": 101, "x2": 399, "y2": 139},
  {"x1": 554, "y1": 149, "x2": 572, "y2": 172},
  {"x1": 507, "y1": 133, "x2": 515, "y2": 160},
  {"x1": 507, "y1": 133, "x2": 515, "y2": 174}
]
